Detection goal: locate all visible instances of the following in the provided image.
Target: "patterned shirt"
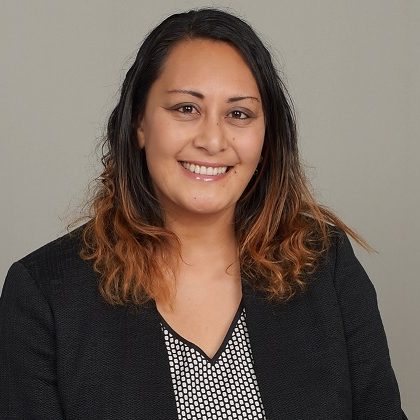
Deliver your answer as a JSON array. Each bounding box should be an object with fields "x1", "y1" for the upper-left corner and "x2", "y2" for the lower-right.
[{"x1": 157, "y1": 298, "x2": 267, "y2": 419}]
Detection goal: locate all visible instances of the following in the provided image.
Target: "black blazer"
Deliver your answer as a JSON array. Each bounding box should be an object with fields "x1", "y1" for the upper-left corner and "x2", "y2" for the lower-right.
[{"x1": 0, "y1": 226, "x2": 407, "y2": 419}]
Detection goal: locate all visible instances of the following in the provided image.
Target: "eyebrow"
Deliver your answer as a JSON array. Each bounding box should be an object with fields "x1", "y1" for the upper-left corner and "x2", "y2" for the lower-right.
[{"x1": 166, "y1": 89, "x2": 260, "y2": 103}]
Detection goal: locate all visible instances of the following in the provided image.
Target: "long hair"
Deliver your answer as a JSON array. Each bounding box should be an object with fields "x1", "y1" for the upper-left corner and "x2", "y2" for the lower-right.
[{"x1": 78, "y1": 8, "x2": 373, "y2": 308}]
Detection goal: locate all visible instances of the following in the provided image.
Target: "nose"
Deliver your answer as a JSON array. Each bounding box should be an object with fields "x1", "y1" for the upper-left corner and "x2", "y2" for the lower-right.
[{"x1": 193, "y1": 113, "x2": 228, "y2": 154}]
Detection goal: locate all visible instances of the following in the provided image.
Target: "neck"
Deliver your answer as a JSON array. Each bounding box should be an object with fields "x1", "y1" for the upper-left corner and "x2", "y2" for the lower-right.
[{"x1": 164, "y1": 208, "x2": 239, "y2": 280}]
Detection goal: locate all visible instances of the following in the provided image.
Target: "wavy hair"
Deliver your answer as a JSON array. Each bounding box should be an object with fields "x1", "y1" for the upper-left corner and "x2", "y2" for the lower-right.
[{"x1": 77, "y1": 8, "x2": 373, "y2": 308}]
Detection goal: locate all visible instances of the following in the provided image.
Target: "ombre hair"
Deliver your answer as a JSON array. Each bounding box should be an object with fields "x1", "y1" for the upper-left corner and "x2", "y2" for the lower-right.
[{"x1": 78, "y1": 8, "x2": 372, "y2": 308}]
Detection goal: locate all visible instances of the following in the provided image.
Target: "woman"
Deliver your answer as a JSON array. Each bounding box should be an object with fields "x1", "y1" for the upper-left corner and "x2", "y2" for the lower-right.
[{"x1": 0, "y1": 8, "x2": 407, "y2": 419}]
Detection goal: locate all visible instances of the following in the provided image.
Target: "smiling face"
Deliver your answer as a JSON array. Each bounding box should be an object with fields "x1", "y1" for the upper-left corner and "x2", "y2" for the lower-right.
[{"x1": 136, "y1": 38, "x2": 265, "y2": 221}]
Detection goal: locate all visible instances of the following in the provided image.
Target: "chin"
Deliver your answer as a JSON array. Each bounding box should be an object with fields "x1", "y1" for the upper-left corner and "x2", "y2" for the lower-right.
[
  {"x1": 188, "y1": 205, "x2": 227, "y2": 215},
  {"x1": 184, "y1": 200, "x2": 234, "y2": 216}
]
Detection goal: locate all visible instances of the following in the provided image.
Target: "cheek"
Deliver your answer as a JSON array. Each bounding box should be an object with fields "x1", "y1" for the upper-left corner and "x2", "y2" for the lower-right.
[
  {"x1": 142, "y1": 120, "x2": 183, "y2": 186},
  {"x1": 143, "y1": 121, "x2": 177, "y2": 157},
  {"x1": 144, "y1": 108, "x2": 197, "y2": 158},
  {"x1": 238, "y1": 128, "x2": 265, "y2": 166}
]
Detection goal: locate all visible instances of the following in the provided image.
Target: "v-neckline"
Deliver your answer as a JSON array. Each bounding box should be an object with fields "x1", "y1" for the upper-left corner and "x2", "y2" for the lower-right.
[{"x1": 155, "y1": 296, "x2": 244, "y2": 365}]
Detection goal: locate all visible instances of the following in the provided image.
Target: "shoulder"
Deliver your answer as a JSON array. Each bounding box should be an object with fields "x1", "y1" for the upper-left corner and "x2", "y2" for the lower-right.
[
  {"x1": 20, "y1": 224, "x2": 84, "y2": 264},
  {"x1": 312, "y1": 225, "x2": 382, "y2": 337},
  {"x1": 300, "y1": 223, "x2": 373, "y2": 307},
  {"x1": 325, "y1": 225, "x2": 374, "y2": 296},
  {"x1": 305, "y1": 222, "x2": 357, "y2": 281},
  {"x1": 7, "y1": 223, "x2": 94, "y2": 298}
]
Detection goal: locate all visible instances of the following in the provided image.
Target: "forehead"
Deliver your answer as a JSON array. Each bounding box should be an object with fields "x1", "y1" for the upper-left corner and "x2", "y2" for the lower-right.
[{"x1": 154, "y1": 38, "x2": 260, "y2": 95}]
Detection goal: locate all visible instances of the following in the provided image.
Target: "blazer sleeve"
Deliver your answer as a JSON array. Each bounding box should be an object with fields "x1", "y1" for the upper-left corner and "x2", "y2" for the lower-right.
[
  {"x1": 332, "y1": 231, "x2": 407, "y2": 419},
  {"x1": 0, "y1": 261, "x2": 65, "y2": 419}
]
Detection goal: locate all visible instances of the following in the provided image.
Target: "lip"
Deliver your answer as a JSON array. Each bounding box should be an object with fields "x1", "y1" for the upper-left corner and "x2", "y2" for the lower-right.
[
  {"x1": 178, "y1": 161, "x2": 233, "y2": 182},
  {"x1": 179, "y1": 160, "x2": 232, "y2": 168}
]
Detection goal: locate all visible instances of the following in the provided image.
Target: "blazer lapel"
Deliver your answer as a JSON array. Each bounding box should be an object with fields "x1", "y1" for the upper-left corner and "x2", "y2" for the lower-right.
[
  {"x1": 121, "y1": 301, "x2": 178, "y2": 419},
  {"x1": 242, "y1": 281, "x2": 286, "y2": 418},
  {"x1": 242, "y1": 276, "x2": 351, "y2": 419}
]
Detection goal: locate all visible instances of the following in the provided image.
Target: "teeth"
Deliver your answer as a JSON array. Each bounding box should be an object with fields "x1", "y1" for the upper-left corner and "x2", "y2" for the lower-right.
[{"x1": 181, "y1": 162, "x2": 228, "y2": 176}]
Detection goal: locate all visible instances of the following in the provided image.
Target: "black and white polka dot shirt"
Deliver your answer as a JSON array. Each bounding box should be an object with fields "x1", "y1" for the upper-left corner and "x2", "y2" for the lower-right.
[{"x1": 157, "y1": 297, "x2": 267, "y2": 419}]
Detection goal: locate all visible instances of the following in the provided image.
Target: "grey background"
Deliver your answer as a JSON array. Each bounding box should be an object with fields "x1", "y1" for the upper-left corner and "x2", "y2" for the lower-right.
[{"x1": 1, "y1": 0, "x2": 418, "y2": 416}]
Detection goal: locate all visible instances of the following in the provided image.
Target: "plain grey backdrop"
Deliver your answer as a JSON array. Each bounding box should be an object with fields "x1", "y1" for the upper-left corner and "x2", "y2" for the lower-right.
[{"x1": 1, "y1": 0, "x2": 418, "y2": 416}]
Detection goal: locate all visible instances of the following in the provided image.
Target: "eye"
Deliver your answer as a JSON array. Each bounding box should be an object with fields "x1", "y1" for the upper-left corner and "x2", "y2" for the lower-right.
[
  {"x1": 174, "y1": 104, "x2": 199, "y2": 114},
  {"x1": 229, "y1": 110, "x2": 250, "y2": 119}
]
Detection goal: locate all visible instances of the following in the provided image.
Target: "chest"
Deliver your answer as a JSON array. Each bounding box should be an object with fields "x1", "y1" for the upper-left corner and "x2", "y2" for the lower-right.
[
  {"x1": 54, "y1": 278, "x2": 353, "y2": 419},
  {"x1": 155, "y1": 293, "x2": 242, "y2": 359},
  {"x1": 158, "y1": 303, "x2": 268, "y2": 419}
]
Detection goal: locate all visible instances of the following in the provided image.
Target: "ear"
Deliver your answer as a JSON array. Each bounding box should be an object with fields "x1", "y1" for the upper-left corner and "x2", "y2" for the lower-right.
[{"x1": 136, "y1": 118, "x2": 145, "y2": 149}]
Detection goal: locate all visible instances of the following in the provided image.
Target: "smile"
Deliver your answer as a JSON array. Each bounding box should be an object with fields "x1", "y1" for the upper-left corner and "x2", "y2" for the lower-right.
[{"x1": 180, "y1": 161, "x2": 231, "y2": 176}]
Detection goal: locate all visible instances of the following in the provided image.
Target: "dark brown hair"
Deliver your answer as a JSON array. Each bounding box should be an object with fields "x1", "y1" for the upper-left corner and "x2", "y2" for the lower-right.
[{"x1": 78, "y1": 8, "x2": 372, "y2": 308}]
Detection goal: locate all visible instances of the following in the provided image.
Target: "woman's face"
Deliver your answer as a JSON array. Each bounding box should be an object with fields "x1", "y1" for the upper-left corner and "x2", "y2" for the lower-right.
[{"x1": 137, "y1": 38, "x2": 265, "y2": 220}]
